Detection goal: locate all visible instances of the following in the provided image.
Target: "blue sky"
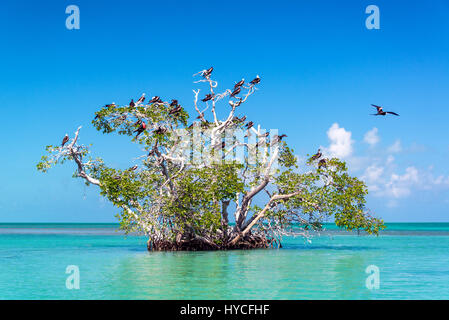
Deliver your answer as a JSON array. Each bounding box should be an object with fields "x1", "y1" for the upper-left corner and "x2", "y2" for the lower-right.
[{"x1": 0, "y1": 0, "x2": 448, "y2": 222}]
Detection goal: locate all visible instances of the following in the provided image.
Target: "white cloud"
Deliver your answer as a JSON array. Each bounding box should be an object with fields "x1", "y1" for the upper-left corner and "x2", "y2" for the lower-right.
[
  {"x1": 388, "y1": 139, "x2": 402, "y2": 153},
  {"x1": 362, "y1": 165, "x2": 384, "y2": 183},
  {"x1": 363, "y1": 127, "x2": 380, "y2": 146},
  {"x1": 323, "y1": 123, "x2": 354, "y2": 159}
]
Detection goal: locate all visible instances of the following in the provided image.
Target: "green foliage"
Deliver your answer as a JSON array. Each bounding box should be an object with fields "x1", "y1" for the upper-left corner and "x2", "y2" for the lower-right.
[{"x1": 37, "y1": 90, "x2": 385, "y2": 244}]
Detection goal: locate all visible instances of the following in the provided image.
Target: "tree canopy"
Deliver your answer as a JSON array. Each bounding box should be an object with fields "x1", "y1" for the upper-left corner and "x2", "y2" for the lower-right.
[{"x1": 37, "y1": 69, "x2": 385, "y2": 250}]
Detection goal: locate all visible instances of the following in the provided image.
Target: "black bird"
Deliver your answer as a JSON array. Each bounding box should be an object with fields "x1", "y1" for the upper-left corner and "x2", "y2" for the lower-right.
[
  {"x1": 154, "y1": 127, "x2": 167, "y2": 135},
  {"x1": 221, "y1": 141, "x2": 226, "y2": 149},
  {"x1": 149, "y1": 96, "x2": 162, "y2": 104},
  {"x1": 196, "y1": 112, "x2": 204, "y2": 119},
  {"x1": 133, "y1": 121, "x2": 146, "y2": 138},
  {"x1": 234, "y1": 79, "x2": 244, "y2": 90},
  {"x1": 129, "y1": 165, "x2": 138, "y2": 171},
  {"x1": 105, "y1": 103, "x2": 115, "y2": 108},
  {"x1": 249, "y1": 75, "x2": 260, "y2": 85},
  {"x1": 318, "y1": 159, "x2": 327, "y2": 169},
  {"x1": 137, "y1": 94, "x2": 145, "y2": 104},
  {"x1": 230, "y1": 86, "x2": 241, "y2": 97},
  {"x1": 245, "y1": 121, "x2": 254, "y2": 130},
  {"x1": 170, "y1": 99, "x2": 178, "y2": 107},
  {"x1": 311, "y1": 149, "x2": 322, "y2": 161},
  {"x1": 202, "y1": 67, "x2": 213, "y2": 78},
  {"x1": 202, "y1": 94, "x2": 214, "y2": 102},
  {"x1": 169, "y1": 106, "x2": 183, "y2": 115},
  {"x1": 273, "y1": 134, "x2": 287, "y2": 143},
  {"x1": 61, "y1": 134, "x2": 69, "y2": 147},
  {"x1": 94, "y1": 114, "x2": 99, "y2": 120},
  {"x1": 371, "y1": 104, "x2": 399, "y2": 116},
  {"x1": 129, "y1": 99, "x2": 135, "y2": 107}
]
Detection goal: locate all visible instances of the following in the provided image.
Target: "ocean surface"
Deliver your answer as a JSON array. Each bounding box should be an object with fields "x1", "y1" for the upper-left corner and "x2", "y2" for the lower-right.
[{"x1": 1, "y1": 222, "x2": 449, "y2": 299}]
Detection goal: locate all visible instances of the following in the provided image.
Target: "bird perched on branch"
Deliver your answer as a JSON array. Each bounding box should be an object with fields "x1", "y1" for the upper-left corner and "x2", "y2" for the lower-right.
[
  {"x1": 311, "y1": 149, "x2": 322, "y2": 161},
  {"x1": 273, "y1": 134, "x2": 287, "y2": 143},
  {"x1": 245, "y1": 121, "x2": 254, "y2": 130},
  {"x1": 170, "y1": 99, "x2": 178, "y2": 107},
  {"x1": 230, "y1": 86, "x2": 241, "y2": 97},
  {"x1": 202, "y1": 94, "x2": 214, "y2": 102},
  {"x1": 250, "y1": 75, "x2": 261, "y2": 85},
  {"x1": 169, "y1": 105, "x2": 183, "y2": 115},
  {"x1": 371, "y1": 104, "x2": 399, "y2": 116},
  {"x1": 134, "y1": 121, "x2": 146, "y2": 138},
  {"x1": 318, "y1": 159, "x2": 327, "y2": 169},
  {"x1": 129, "y1": 165, "x2": 138, "y2": 171},
  {"x1": 154, "y1": 127, "x2": 167, "y2": 135},
  {"x1": 137, "y1": 94, "x2": 145, "y2": 104},
  {"x1": 129, "y1": 99, "x2": 135, "y2": 107},
  {"x1": 149, "y1": 96, "x2": 162, "y2": 104},
  {"x1": 234, "y1": 79, "x2": 244, "y2": 90},
  {"x1": 202, "y1": 67, "x2": 213, "y2": 78},
  {"x1": 196, "y1": 112, "x2": 204, "y2": 119},
  {"x1": 61, "y1": 134, "x2": 69, "y2": 147}
]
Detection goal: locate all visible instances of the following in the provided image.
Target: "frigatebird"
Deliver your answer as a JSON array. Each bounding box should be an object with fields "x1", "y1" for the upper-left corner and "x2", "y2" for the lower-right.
[
  {"x1": 230, "y1": 86, "x2": 241, "y2": 97},
  {"x1": 245, "y1": 121, "x2": 254, "y2": 130},
  {"x1": 134, "y1": 121, "x2": 146, "y2": 138},
  {"x1": 273, "y1": 134, "x2": 287, "y2": 143},
  {"x1": 249, "y1": 75, "x2": 260, "y2": 85},
  {"x1": 234, "y1": 79, "x2": 244, "y2": 90},
  {"x1": 169, "y1": 106, "x2": 182, "y2": 115},
  {"x1": 61, "y1": 134, "x2": 69, "y2": 147},
  {"x1": 371, "y1": 104, "x2": 399, "y2": 116},
  {"x1": 202, "y1": 67, "x2": 213, "y2": 78},
  {"x1": 129, "y1": 99, "x2": 135, "y2": 108},
  {"x1": 202, "y1": 94, "x2": 214, "y2": 102},
  {"x1": 149, "y1": 96, "x2": 162, "y2": 104},
  {"x1": 137, "y1": 94, "x2": 145, "y2": 104},
  {"x1": 170, "y1": 99, "x2": 178, "y2": 107},
  {"x1": 311, "y1": 149, "x2": 322, "y2": 161},
  {"x1": 154, "y1": 127, "x2": 167, "y2": 135},
  {"x1": 196, "y1": 112, "x2": 204, "y2": 119},
  {"x1": 318, "y1": 159, "x2": 327, "y2": 169}
]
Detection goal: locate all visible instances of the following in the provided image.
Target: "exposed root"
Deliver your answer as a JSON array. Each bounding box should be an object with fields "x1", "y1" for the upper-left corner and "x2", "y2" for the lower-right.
[{"x1": 147, "y1": 234, "x2": 278, "y2": 251}]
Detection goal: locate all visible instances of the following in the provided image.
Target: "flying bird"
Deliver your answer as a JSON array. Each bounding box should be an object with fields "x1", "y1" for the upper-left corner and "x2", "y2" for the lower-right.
[
  {"x1": 134, "y1": 121, "x2": 146, "y2": 138},
  {"x1": 249, "y1": 75, "x2": 260, "y2": 85},
  {"x1": 234, "y1": 79, "x2": 244, "y2": 90},
  {"x1": 202, "y1": 94, "x2": 214, "y2": 102},
  {"x1": 61, "y1": 134, "x2": 69, "y2": 147},
  {"x1": 202, "y1": 67, "x2": 213, "y2": 78},
  {"x1": 230, "y1": 87, "x2": 241, "y2": 97},
  {"x1": 371, "y1": 104, "x2": 399, "y2": 116},
  {"x1": 311, "y1": 149, "x2": 322, "y2": 161}
]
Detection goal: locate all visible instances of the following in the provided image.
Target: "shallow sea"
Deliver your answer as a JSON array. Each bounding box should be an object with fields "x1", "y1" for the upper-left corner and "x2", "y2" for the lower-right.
[{"x1": 1, "y1": 223, "x2": 448, "y2": 299}]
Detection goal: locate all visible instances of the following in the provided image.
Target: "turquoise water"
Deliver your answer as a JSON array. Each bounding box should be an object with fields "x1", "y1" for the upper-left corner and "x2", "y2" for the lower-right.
[{"x1": 1, "y1": 223, "x2": 449, "y2": 299}]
